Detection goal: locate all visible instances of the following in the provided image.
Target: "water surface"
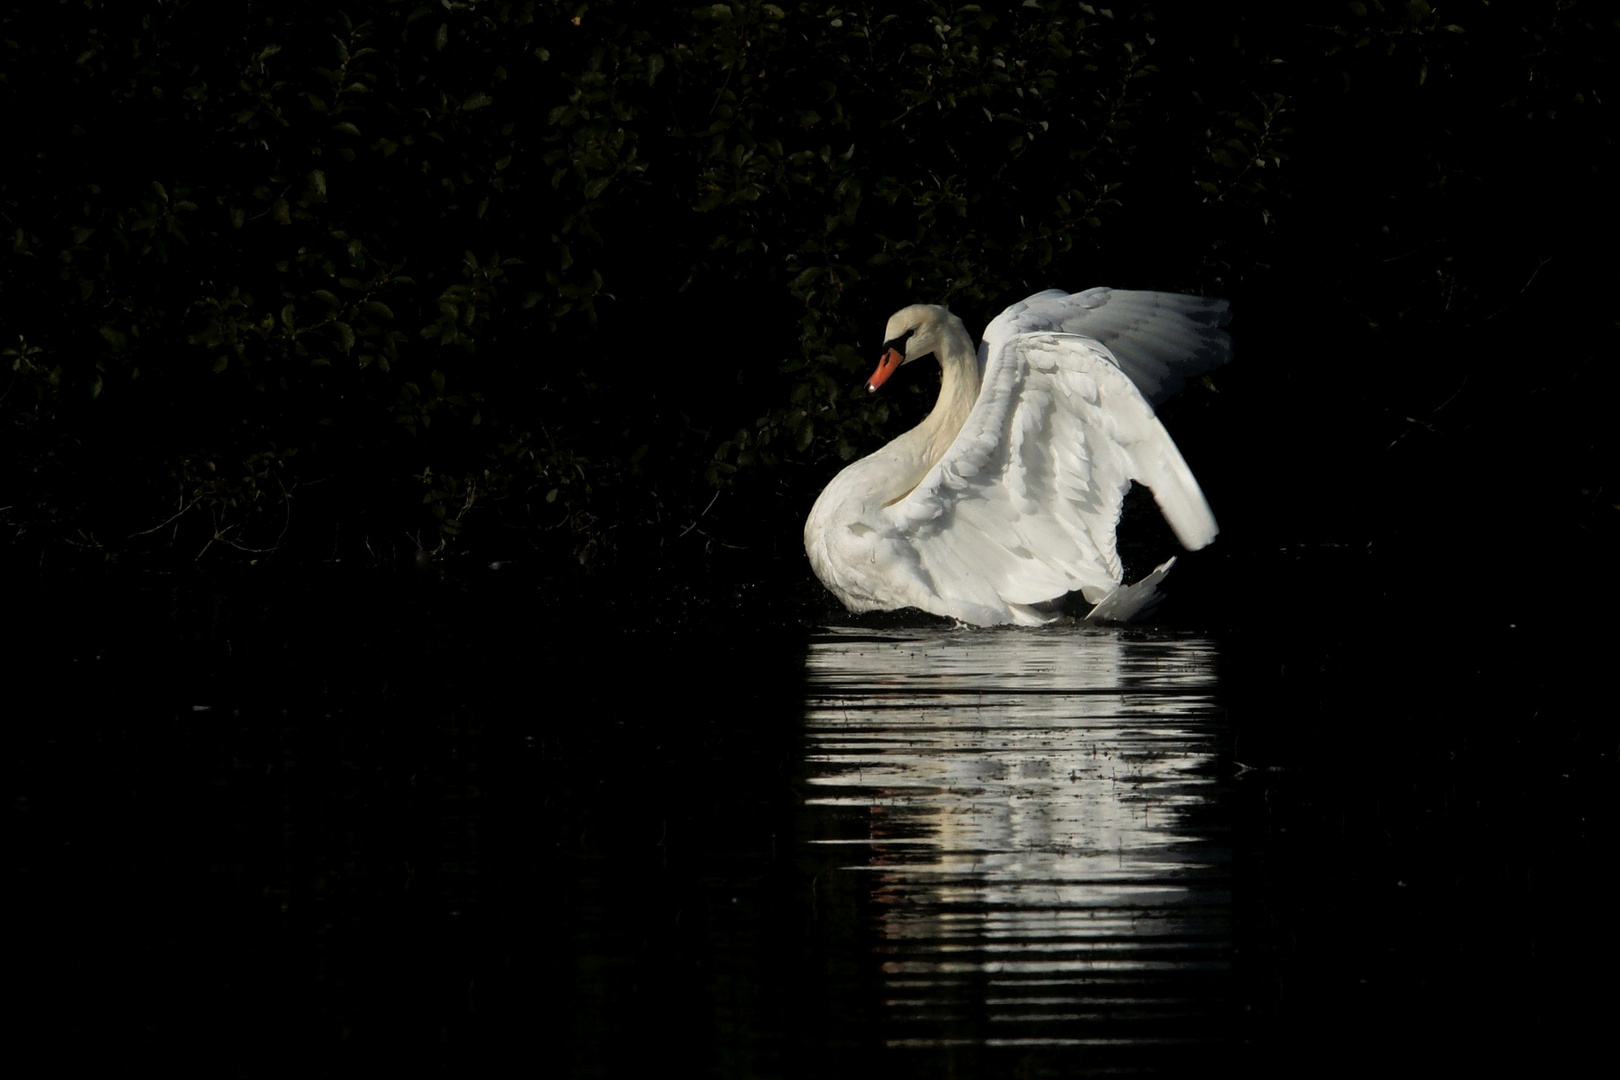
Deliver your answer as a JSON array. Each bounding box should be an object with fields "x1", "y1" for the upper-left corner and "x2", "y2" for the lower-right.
[
  {"x1": 799, "y1": 627, "x2": 1234, "y2": 1069},
  {"x1": 11, "y1": 573, "x2": 1614, "y2": 1077}
]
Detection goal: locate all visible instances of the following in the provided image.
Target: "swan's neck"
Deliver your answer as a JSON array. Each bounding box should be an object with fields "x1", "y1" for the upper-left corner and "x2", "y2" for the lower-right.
[
  {"x1": 809, "y1": 312, "x2": 983, "y2": 519},
  {"x1": 877, "y1": 316, "x2": 980, "y2": 501}
]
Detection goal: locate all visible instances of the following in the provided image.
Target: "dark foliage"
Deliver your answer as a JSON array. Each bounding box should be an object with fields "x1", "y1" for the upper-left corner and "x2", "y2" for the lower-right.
[{"x1": 3, "y1": 1, "x2": 1614, "y2": 599}]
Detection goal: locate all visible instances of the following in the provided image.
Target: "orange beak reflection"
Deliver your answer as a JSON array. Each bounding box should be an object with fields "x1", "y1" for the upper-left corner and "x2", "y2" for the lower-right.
[{"x1": 866, "y1": 348, "x2": 904, "y2": 393}]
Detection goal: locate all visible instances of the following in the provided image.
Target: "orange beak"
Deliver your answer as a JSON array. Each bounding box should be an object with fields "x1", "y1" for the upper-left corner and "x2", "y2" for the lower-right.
[{"x1": 866, "y1": 348, "x2": 904, "y2": 393}]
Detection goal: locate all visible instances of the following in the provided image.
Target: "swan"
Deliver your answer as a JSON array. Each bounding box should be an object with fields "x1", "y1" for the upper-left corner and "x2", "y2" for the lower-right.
[{"x1": 803, "y1": 288, "x2": 1231, "y2": 626}]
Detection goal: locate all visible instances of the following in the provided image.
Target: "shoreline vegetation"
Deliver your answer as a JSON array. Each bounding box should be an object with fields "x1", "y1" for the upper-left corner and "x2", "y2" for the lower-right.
[{"x1": 5, "y1": 3, "x2": 1612, "y2": 599}]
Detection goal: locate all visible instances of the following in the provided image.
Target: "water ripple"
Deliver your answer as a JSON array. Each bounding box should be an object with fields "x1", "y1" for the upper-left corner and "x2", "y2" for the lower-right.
[{"x1": 801, "y1": 626, "x2": 1234, "y2": 1059}]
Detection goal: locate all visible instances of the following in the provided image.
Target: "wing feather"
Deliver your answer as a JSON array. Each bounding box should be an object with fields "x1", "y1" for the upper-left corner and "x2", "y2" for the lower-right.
[
  {"x1": 878, "y1": 331, "x2": 1217, "y2": 623},
  {"x1": 981, "y1": 288, "x2": 1232, "y2": 405}
]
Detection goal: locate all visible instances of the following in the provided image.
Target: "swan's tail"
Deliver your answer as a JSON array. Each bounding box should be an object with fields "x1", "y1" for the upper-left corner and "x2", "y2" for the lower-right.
[{"x1": 1082, "y1": 558, "x2": 1176, "y2": 624}]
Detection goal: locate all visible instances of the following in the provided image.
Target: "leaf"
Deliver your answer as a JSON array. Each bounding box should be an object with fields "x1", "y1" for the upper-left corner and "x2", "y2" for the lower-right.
[{"x1": 463, "y1": 92, "x2": 493, "y2": 111}]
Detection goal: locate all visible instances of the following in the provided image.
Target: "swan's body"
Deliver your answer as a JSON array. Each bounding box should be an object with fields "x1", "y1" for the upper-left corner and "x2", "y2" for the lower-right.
[{"x1": 803, "y1": 288, "x2": 1231, "y2": 626}]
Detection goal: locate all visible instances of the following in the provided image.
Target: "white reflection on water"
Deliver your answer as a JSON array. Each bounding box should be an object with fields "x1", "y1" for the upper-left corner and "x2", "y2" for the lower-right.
[{"x1": 802, "y1": 626, "x2": 1232, "y2": 1051}]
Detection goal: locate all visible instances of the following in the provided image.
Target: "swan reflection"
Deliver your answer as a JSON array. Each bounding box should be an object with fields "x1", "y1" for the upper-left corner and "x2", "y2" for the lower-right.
[{"x1": 802, "y1": 627, "x2": 1232, "y2": 1052}]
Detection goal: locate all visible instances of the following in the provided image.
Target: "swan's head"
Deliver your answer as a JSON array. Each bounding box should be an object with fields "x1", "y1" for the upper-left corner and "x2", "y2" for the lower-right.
[{"x1": 867, "y1": 304, "x2": 958, "y2": 393}]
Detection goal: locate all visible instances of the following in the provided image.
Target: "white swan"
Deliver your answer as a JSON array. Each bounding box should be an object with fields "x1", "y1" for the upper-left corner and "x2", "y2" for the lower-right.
[{"x1": 803, "y1": 288, "x2": 1231, "y2": 626}]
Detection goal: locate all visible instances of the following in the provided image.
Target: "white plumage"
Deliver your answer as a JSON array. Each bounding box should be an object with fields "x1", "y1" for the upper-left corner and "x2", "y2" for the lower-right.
[{"x1": 803, "y1": 288, "x2": 1231, "y2": 626}]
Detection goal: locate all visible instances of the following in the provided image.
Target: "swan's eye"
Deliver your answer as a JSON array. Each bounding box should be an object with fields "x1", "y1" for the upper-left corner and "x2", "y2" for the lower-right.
[{"x1": 882, "y1": 328, "x2": 916, "y2": 355}]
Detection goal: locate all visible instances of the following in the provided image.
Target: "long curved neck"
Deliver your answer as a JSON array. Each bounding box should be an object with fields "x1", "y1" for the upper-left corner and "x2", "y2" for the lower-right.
[
  {"x1": 816, "y1": 311, "x2": 983, "y2": 515},
  {"x1": 909, "y1": 316, "x2": 981, "y2": 471},
  {"x1": 856, "y1": 314, "x2": 982, "y2": 511}
]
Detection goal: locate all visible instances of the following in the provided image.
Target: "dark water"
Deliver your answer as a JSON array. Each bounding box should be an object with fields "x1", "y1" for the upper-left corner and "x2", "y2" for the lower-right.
[{"x1": 10, "y1": 570, "x2": 1615, "y2": 1076}]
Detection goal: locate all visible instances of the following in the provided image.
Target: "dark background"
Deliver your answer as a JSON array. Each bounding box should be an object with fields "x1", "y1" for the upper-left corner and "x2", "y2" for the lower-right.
[{"x1": 4, "y1": 0, "x2": 1613, "y2": 613}]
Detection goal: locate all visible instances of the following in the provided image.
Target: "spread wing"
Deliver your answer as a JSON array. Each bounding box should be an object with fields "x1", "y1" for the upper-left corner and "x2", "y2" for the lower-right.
[
  {"x1": 979, "y1": 288, "x2": 1232, "y2": 405},
  {"x1": 880, "y1": 332, "x2": 1218, "y2": 625}
]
